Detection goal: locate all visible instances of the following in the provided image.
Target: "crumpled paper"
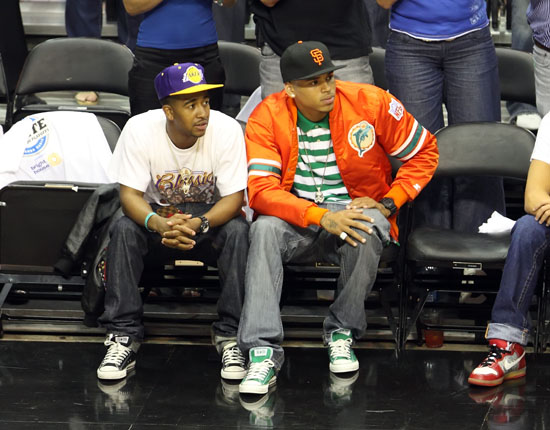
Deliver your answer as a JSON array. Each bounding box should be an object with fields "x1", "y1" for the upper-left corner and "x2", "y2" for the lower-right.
[{"x1": 478, "y1": 211, "x2": 516, "y2": 234}]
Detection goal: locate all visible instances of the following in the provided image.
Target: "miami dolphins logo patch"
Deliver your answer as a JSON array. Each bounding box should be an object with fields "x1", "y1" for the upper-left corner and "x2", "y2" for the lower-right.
[{"x1": 347, "y1": 120, "x2": 375, "y2": 158}]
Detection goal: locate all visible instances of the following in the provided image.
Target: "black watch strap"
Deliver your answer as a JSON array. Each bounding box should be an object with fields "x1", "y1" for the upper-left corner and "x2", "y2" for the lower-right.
[{"x1": 379, "y1": 197, "x2": 397, "y2": 216}]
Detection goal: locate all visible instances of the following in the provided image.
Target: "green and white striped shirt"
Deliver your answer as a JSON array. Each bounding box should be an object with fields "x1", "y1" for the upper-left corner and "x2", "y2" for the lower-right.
[{"x1": 292, "y1": 111, "x2": 351, "y2": 204}]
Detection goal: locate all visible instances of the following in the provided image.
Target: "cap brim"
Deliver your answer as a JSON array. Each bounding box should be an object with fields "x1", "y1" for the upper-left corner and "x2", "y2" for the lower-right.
[
  {"x1": 169, "y1": 83, "x2": 224, "y2": 96},
  {"x1": 288, "y1": 64, "x2": 347, "y2": 82}
]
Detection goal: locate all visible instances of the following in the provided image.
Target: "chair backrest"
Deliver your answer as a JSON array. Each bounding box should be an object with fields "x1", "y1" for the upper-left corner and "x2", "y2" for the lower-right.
[
  {"x1": 15, "y1": 38, "x2": 134, "y2": 96},
  {"x1": 96, "y1": 116, "x2": 121, "y2": 152},
  {"x1": 433, "y1": 122, "x2": 535, "y2": 180},
  {"x1": 496, "y1": 47, "x2": 536, "y2": 105},
  {"x1": 218, "y1": 41, "x2": 260, "y2": 96},
  {"x1": 370, "y1": 47, "x2": 388, "y2": 90}
]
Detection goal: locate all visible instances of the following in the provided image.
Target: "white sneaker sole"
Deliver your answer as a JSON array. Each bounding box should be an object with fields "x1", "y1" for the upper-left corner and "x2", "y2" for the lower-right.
[
  {"x1": 239, "y1": 376, "x2": 277, "y2": 394},
  {"x1": 221, "y1": 368, "x2": 247, "y2": 380},
  {"x1": 97, "y1": 361, "x2": 136, "y2": 380},
  {"x1": 330, "y1": 360, "x2": 359, "y2": 373}
]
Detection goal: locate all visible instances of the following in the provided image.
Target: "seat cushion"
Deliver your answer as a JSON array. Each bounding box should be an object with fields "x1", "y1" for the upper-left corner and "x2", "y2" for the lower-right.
[{"x1": 406, "y1": 227, "x2": 511, "y2": 266}]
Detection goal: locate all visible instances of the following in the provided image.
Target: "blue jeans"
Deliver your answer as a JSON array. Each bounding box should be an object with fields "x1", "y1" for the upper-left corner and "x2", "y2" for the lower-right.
[
  {"x1": 98, "y1": 203, "x2": 249, "y2": 345},
  {"x1": 507, "y1": 0, "x2": 538, "y2": 120},
  {"x1": 237, "y1": 206, "x2": 391, "y2": 370},
  {"x1": 487, "y1": 215, "x2": 550, "y2": 345},
  {"x1": 65, "y1": 0, "x2": 142, "y2": 50},
  {"x1": 259, "y1": 44, "x2": 374, "y2": 99},
  {"x1": 385, "y1": 26, "x2": 504, "y2": 232}
]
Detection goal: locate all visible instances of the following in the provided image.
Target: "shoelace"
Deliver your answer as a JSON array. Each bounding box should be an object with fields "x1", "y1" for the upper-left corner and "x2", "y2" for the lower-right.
[
  {"x1": 480, "y1": 344, "x2": 508, "y2": 367},
  {"x1": 246, "y1": 359, "x2": 275, "y2": 381},
  {"x1": 329, "y1": 338, "x2": 353, "y2": 360},
  {"x1": 222, "y1": 345, "x2": 245, "y2": 367},
  {"x1": 102, "y1": 340, "x2": 132, "y2": 367}
]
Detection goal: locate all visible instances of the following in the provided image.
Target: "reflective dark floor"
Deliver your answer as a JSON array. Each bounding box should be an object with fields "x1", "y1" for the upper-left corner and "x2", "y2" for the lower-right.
[{"x1": 0, "y1": 340, "x2": 549, "y2": 429}]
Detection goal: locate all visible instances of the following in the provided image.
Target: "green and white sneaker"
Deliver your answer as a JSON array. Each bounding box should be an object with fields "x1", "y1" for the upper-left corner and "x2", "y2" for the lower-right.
[
  {"x1": 239, "y1": 347, "x2": 277, "y2": 394},
  {"x1": 327, "y1": 329, "x2": 359, "y2": 373}
]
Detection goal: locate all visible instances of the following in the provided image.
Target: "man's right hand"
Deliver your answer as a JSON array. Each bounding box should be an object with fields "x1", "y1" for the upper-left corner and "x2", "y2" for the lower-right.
[
  {"x1": 148, "y1": 213, "x2": 199, "y2": 251},
  {"x1": 320, "y1": 209, "x2": 375, "y2": 247}
]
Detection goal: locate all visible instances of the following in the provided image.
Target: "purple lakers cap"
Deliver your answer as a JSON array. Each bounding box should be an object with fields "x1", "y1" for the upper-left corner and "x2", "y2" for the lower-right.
[{"x1": 154, "y1": 63, "x2": 223, "y2": 100}]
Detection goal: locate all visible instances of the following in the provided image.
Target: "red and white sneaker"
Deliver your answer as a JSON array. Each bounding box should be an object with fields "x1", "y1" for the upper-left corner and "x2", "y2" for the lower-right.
[{"x1": 468, "y1": 339, "x2": 526, "y2": 387}]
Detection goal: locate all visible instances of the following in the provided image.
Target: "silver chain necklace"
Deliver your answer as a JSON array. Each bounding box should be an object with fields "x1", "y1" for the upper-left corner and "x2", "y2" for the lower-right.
[
  {"x1": 298, "y1": 127, "x2": 330, "y2": 204},
  {"x1": 167, "y1": 137, "x2": 201, "y2": 195}
]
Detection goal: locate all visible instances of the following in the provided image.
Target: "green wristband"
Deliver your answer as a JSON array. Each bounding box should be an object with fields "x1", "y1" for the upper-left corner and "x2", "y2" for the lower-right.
[{"x1": 144, "y1": 212, "x2": 156, "y2": 232}]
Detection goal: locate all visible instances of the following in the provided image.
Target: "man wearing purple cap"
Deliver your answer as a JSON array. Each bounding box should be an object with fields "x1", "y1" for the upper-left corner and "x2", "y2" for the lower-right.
[{"x1": 96, "y1": 62, "x2": 249, "y2": 382}]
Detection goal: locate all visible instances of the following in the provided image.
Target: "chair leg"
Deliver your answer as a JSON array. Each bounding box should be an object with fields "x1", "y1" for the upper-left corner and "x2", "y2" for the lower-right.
[
  {"x1": 379, "y1": 284, "x2": 399, "y2": 347},
  {"x1": 0, "y1": 283, "x2": 14, "y2": 338},
  {"x1": 401, "y1": 265, "x2": 429, "y2": 349}
]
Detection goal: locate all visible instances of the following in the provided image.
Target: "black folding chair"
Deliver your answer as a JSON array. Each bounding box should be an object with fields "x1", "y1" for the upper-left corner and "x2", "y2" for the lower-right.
[
  {"x1": 10, "y1": 38, "x2": 133, "y2": 130},
  {"x1": 400, "y1": 122, "x2": 536, "y2": 350}
]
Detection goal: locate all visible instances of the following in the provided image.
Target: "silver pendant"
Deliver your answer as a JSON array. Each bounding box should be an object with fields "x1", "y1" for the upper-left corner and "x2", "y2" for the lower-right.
[{"x1": 314, "y1": 190, "x2": 325, "y2": 204}]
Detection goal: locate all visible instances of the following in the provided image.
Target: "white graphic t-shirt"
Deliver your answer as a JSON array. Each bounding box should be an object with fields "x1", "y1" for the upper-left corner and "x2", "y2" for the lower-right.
[
  {"x1": 531, "y1": 112, "x2": 550, "y2": 165},
  {"x1": 108, "y1": 109, "x2": 247, "y2": 205}
]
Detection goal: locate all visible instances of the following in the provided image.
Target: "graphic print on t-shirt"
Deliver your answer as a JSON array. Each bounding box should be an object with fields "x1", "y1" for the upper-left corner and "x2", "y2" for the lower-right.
[{"x1": 155, "y1": 168, "x2": 217, "y2": 205}]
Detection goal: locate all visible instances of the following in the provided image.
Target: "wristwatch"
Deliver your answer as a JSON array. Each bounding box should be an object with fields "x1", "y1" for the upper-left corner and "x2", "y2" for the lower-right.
[
  {"x1": 198, "y1": 216, "x2": 210, "y2": 234},
  {"x1": 378, "y1": 197, "x2": 397, "y2": 217}
]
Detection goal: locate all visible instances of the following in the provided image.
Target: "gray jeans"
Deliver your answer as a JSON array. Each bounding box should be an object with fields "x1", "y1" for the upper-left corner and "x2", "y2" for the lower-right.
[
  {"x1": 259, "y1": 43, "x2": 375, "y2": 99},
  {"x1": 534, "y1": 44, "x2": 550, "y2": 117},
  {"x1": 237, "y1": 205, "x2": 391, "y2": 370},
  {"x1": 98, "y1": 203, "x2": 249, "y2": 346}
]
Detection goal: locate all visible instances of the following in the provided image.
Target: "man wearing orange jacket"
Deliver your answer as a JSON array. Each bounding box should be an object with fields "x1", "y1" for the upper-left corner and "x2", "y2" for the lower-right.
[{"x1": 237, "y1": 41, "x2": 439, "y2": 394}]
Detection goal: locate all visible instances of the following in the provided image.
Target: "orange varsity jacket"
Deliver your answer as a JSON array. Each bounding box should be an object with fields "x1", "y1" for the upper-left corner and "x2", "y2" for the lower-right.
[{"x1": 245, "y1": 80, "x2": 439, "y2": 240}]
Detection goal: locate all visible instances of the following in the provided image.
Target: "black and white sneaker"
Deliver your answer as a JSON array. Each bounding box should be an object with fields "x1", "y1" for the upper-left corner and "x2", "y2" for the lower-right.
[
  {"x1": 220, "y1": 341, "x2": 246, "y2": 380},
  {"x1": 97, "y1": 334, "x2": 138, "y2": 380}
]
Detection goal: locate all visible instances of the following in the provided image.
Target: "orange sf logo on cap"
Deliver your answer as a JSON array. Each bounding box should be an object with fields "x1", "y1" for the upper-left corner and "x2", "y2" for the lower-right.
[{"x1": 310, "y1": 49, "x2": 324, "y2": 66}]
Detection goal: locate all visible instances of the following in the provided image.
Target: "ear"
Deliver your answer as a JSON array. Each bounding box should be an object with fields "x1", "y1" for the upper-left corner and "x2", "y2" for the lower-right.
[
  {"x1": 162, "y1": 104, "x2": 174, "y2": 121},
  {"x1": 284, "y1": 82, "x2": 296, "y2": 98}
]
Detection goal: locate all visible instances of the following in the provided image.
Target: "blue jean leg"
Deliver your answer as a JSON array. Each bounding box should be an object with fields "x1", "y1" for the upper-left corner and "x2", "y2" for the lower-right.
[
  {"x1": 487, "y1": 215, "x2": 550, "y2": 345},
  {"x1": 65, "y1": 0, "x2": 102, "y2": 38},
  {"x1": 238, "y1": 207, "x2": 390, "y2": 370},
  {"x1": 385, "y1": 27, "x2": 504, "y2": 232},
  {"x1": 321, "y1": 208, "x2": 389, "y2": 344}
]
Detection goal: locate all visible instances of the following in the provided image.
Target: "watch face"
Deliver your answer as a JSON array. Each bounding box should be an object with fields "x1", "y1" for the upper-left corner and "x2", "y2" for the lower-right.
[
  {"x1": 200, "y1": 216, "x2": 210, "y2": 233},
  {"x1": 380, "y1": 198, "x2": 396, "y2": 215}
]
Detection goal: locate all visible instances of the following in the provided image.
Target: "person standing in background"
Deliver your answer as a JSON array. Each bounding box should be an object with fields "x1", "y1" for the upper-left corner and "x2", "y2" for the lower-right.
[
  {"x1": 124, "y1": 0, "x2": 236, "y2": 116},
  {"x1": 378, "y1": 0, "x2": 504, "y2": 233},
  {"x1": 528, "y1": 0, "x2": 550, "y2": 117},
  {"x1": 506, "y1": 0, "x2": 542, "y2": 131},
  {"x1": 251, "y1": 0, "x2": 374, "y2": 99}
]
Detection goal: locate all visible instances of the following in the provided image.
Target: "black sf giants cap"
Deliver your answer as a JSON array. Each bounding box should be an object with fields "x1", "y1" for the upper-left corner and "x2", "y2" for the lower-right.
[{"x1": 280, "y1": 40, "x2": 346, "y2": 83}]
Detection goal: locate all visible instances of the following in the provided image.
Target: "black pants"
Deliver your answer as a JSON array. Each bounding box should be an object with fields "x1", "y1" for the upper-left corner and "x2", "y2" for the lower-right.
[
  {"x1": 0, "y1": 0, "x2": 28, "y2": 92},
  {"x1": 128, "y1": 43, "x2": 225, "y2": 116}
]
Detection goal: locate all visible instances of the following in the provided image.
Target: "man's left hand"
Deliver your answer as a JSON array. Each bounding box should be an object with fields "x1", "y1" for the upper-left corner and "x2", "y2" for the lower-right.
[{"x1": 346, "y1": 197, "x2": 391, "y2": 218}]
